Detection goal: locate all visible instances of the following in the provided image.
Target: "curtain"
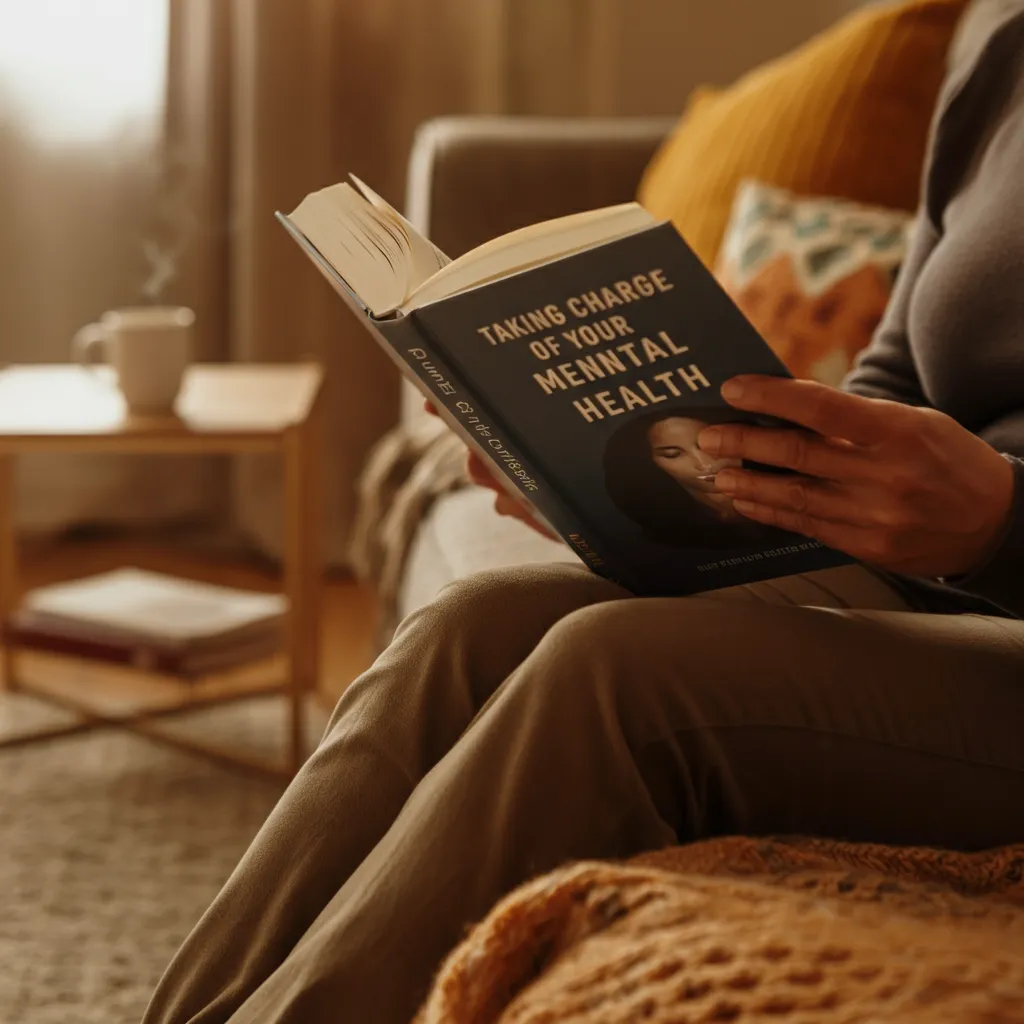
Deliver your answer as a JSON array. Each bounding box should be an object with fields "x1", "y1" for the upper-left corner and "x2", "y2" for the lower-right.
[
  {"x1": 0, "y1": 0, "x2": 219, "y2": 532},
  {"x1": 173, "y1": 0, "x2": 516, "y2": 566}
]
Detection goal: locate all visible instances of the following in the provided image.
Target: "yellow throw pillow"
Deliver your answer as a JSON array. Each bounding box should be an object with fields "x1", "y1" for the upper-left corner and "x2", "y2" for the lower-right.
[{"x1": 638, "y1": 0, "x2": 968, "y2": 268}]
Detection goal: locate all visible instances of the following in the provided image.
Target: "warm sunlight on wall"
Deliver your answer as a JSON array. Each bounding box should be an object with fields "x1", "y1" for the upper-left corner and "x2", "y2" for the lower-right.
[{"x1": 0, "y1": 0, "x2": 168, "y2": 145}]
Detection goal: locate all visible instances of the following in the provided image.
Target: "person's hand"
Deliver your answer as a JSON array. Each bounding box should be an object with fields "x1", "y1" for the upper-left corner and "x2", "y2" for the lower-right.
[
  {"x1": 697, "y1": 376, "x2": 1015, "y2": 578},
  {"x1": 424, "y1": 400, "x2": 558, "y2": 540}
]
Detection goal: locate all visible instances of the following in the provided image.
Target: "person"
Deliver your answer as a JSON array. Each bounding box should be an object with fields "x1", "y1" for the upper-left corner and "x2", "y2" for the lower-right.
[
  {"x1": 143, "y1": 3, "x2": 1024, "y2": 1022},
  {"x1": 603, "y1": 406, "x2": 794, "y2": 548}
]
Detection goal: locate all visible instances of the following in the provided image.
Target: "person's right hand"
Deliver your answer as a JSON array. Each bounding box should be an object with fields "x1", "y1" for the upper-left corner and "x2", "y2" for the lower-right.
[{"x1": 424, "y1": 400, "x2": 558, "y2": 540}]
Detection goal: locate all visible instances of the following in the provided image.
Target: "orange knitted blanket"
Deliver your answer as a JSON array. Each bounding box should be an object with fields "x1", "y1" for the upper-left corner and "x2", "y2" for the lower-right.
[{"x1": 418, "y1": 838, "x2": 1024, "y2": 1023}]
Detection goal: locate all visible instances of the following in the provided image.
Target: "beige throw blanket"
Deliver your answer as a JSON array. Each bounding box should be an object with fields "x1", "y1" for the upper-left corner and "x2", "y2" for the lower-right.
[{"x1": 350, "y1": 417, "x2": 468, "y2": 643}]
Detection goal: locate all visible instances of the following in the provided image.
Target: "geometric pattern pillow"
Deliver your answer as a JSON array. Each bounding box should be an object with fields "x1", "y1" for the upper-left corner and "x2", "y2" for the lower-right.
[{"x1": 715, "y1": 180, "x2": 915, "y2": 386}]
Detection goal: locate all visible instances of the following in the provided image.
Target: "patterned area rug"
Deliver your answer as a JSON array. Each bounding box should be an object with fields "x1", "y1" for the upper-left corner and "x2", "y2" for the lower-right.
[{"x1": 0, "y1": 695, "x2": 319, "y2": 1024}]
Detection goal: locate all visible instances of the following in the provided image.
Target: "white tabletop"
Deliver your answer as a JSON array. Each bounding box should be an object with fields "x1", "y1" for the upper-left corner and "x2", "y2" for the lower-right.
[{"x1": 0, "y1": 364, "x2": 323, "y2": 439}]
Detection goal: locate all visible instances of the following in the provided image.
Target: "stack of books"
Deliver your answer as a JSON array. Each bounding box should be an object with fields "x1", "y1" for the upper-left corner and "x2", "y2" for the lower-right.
[{"x1": 6, "y1": 568, "x2": 288, "y2": 677}]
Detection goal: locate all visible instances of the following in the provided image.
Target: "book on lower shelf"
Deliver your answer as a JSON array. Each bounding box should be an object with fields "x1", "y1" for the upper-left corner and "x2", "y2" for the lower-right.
[
  {"x1": 276, "y1": 175, "x2": 851, "y2": 598},
  {"x1": 5, "y1": 568, "x2": 288, "y2": 678}
]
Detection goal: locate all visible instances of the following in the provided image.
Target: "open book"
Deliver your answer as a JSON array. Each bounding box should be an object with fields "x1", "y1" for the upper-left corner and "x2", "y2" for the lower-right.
[
  {"x1": 283, "y1": 176, "x2": 655, "y2": 318},
  {"x1": 278, "y1": 177, "x2": 849, "y2": 597}
]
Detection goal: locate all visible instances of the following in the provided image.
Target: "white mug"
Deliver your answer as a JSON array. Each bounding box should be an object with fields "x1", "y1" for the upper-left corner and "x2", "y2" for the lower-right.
[{"x1": 73, "y1": 306, "x2": 195, "y2": 413}]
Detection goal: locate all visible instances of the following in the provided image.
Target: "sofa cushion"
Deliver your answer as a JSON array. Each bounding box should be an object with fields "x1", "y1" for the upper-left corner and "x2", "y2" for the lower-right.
[{"x1": 638, "y1": 0, "x2": 969, "y2": 268}]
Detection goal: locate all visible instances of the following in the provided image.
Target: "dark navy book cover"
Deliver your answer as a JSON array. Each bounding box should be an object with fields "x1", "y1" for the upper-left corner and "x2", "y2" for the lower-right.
[{"x1": 407, "y1": 222, "x2": 851, "y2": 596}]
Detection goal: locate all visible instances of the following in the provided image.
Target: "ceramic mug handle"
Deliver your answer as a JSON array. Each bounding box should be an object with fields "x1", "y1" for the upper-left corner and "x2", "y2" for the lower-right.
[{"x1": 72, "y1": 322, "x2": 110, "y2": 369}]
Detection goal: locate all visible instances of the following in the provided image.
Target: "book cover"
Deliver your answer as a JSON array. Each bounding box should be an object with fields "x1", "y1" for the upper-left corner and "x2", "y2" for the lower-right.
[{"x1": 280, "y1": 204, "x2": 851, "y2": 596}]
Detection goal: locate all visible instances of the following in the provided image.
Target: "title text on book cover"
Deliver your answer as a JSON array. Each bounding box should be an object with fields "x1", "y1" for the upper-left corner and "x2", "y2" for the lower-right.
[{"x1": 473, "y1": 268, "x2": 714, "y2": 423}]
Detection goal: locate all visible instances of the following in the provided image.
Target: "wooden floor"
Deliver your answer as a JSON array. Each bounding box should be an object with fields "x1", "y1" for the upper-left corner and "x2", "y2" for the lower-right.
[{"x1": 4, "y1": 532, "x2": 380, "y2": 719}]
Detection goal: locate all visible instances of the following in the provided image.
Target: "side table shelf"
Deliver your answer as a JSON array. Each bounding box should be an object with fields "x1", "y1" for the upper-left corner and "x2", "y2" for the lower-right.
[{"x1": 0, "y1": 364, "x2": 326, "y2": 779}]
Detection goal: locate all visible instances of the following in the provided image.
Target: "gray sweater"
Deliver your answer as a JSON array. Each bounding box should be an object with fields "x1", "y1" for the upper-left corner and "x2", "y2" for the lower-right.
[{"x1": 843, "y1": 0, "x2": 1024, "y2": 618}]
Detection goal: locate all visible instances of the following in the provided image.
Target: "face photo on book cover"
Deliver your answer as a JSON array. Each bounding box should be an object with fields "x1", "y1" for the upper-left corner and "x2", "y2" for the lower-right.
[{"x1": 603, "y1": 406, "x2": 799, "y2": 550}]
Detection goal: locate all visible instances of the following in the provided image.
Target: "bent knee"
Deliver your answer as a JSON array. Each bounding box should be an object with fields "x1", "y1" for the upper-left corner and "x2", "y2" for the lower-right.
[
  {"x1": 529, "y1": 596, "x2": 890, "y2": 709},
  {"x1": 542, "y1": 594, "x2": 803, "y2": 656},
  {"x1": 536, "y1": 599, "x2": 654, "y2": 666},
  {"x1": 530, "y1": 596, "x2": 775, "y2": 700},
  {"x1": 437, "y1": 562, "x2": 600, "y2": 618},
  {"x1": 398, "y1": 562, "x2": 624, "y2": 646}
]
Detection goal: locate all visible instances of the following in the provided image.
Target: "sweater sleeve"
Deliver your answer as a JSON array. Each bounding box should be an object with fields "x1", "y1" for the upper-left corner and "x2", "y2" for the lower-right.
[
  {"x1": 841, "y1": 7, "x2": 1024, "y2": 617},
  {"x1": 951, "y1": 415, "x2": 1024, "y2": 615},
  {"x1": 850, "y1": 255, "x2": 1024, "y2": 614}
]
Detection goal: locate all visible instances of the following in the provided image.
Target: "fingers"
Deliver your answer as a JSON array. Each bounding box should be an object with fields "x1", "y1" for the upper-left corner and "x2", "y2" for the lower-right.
[
  {"x1": 465, "y1": 451, "x2": 557, "y2": 539},
  {"x1": 724, "y1": 490, "x2": 862, "y2": 551},
  {"x1": 424, "y1": 400, "x2": 438, "y2": 416},
  {"x1": 721, "y1": 376, "x2": 894, "y2": 447},
  {"x1": 466, "y1": 450, "x2": 501, "y2": 491},
  {"x1": 714, "y1": 469, "x2": 867, "y2": 527},
  {"x1": 494, "y1": 494, "x2": 527, "y2": 518},
  {"x1": 728, "y1": 499, "x2": 853, "y2": 549},
  {"x1": 729, "y1": 497, "x2": 920, "y2": 571},
  {"x1": 699, "y1": 423, "x2": 867, "y2": 479},
  {"x1": 494, "y1": 491, "x2": 560, "y2": 541}
]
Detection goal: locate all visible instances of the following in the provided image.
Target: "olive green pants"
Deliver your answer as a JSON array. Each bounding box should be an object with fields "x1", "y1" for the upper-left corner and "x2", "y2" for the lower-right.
[{"x1": 143, "y1": 563, "x2": 1024, "y2": 1024}]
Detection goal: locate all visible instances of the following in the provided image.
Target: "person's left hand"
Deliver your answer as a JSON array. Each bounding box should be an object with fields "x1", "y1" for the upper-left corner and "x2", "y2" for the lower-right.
[
  {"x1": 423, "y1": 400, "x2": 559, "y2": 540},
  {"x1": 697, "y1": 375, "x2": 1015, "y2": 579}
]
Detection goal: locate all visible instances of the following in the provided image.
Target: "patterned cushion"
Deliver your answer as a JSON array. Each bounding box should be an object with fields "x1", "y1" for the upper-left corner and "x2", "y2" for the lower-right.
[{"x1": 715, "y1": 180, "x2": 914, "y2": 386}]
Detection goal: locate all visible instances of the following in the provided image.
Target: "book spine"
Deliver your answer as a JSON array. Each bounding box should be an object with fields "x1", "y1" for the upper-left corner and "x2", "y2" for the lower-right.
[
  {"x1": 5, "y1": 623, "x2": 197, "y2": 678},
  {"x1": 5, "y1": 623, "x2": 281, "y2": 678},
  {"x1": 377, "y1": 315, "x2": 639, "y2": 591}
]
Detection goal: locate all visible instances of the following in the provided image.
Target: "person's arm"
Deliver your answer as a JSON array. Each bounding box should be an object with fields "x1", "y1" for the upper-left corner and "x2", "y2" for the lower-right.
[
  {"x1": 838, "y1": 10, "x2": 1024, "y2": 613},
  {"x1": 844, "y1": 205, "x2": 1024, "y2": 611},
  {"x1": 944, "y1": 413, "x2": 1024, "y2": 612}
]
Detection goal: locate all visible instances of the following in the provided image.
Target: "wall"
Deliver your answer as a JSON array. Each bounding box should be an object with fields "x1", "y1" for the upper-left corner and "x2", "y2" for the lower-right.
[{"x1": 495, "y1": 0, "x2": 869, "y2": 116}]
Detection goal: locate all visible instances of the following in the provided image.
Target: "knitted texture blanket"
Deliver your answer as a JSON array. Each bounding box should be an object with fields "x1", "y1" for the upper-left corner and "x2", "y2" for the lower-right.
[{"x1": 417, "y1": 838, "x2": 1024, "y2": 1023}]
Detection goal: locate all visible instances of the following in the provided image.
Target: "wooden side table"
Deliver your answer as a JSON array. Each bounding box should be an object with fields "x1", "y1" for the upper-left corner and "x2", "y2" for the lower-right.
[{"x1": 0, "y1": 363, "x2": 325, "y2": 778}]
